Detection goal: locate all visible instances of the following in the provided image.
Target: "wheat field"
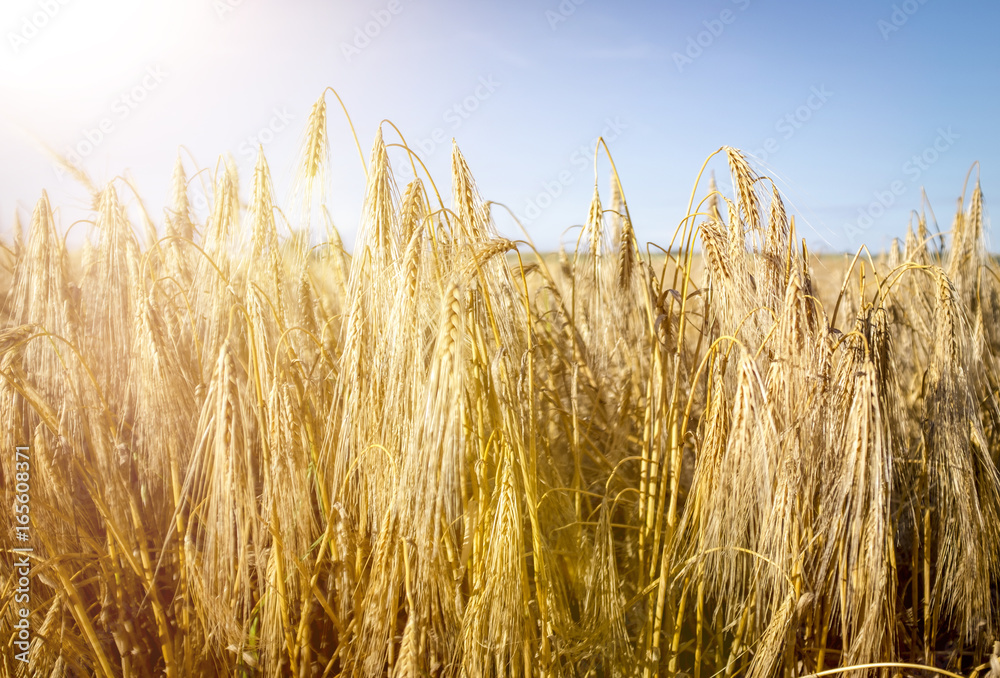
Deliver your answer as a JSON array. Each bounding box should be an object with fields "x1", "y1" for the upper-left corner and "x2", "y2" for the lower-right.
[{"x1": 2, "y1": 91, "x2": 999, "y2": 677}]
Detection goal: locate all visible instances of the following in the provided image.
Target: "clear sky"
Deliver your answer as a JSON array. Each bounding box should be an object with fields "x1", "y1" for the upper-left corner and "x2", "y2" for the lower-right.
[{"x1": 0, "y1": 0, "x2": 997, "y2": 253}]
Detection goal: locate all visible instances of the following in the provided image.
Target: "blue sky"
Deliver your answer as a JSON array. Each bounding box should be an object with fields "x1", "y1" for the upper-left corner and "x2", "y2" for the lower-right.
[{"x1": 0, "y1": 0, "x2": 997, "y2": 252}]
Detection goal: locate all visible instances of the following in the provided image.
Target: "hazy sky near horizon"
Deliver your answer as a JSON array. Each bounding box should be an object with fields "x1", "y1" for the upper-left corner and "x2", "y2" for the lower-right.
[{"x1": 0, "y1": 0, "x2": 997, "y2": 252}]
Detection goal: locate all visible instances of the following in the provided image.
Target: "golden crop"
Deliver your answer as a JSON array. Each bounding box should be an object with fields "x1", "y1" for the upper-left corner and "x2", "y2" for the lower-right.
[{"x1": 1, "y1": 91, "x2": 999, "y2": 677}]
